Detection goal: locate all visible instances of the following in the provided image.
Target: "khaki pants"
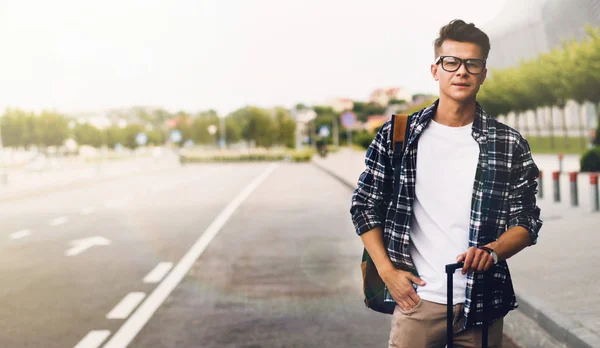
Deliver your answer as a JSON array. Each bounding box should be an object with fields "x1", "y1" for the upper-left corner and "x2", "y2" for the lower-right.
[{"x1": 388, "y1": 300, "x2": 503, "y2": 348}]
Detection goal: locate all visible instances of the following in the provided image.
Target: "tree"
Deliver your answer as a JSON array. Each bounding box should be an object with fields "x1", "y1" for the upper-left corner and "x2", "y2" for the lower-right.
[
  {"x1": 74, "y1": 123, "x2": 104, "y2": 148},
  {"x1": 564, "y1": 27, "x2": 600, "y2": 149},
  {"x1": 228, "y1": 106, "x2": 276, "y2": 147},
  {"x1": 123, "y1": 124, "x2": 146, "y2": 149},
  {"x1": 146, "y1": 129, "x2": 165, "y2": 146},
  {"x1": 105, "y1": 126, "x2": 124, "y2": 149},
  {"x1": 174, "y1": 111, "x2": 193, "y2": 146},
  {"x1": 273, "y1": 107, "x2": 296, "y2": 148},
  {"x1": 191, "y1": 112, "x2": 219, "y2": 145},
  {"x1": 352, "y1": 102, "x2": 387, "y2": 122},
  {"x1": 0, "y1": 108, "x2": 35, "y2": 147},
  {"x1": 37, "y1": 111, "x2": 69, "y2": 147}
]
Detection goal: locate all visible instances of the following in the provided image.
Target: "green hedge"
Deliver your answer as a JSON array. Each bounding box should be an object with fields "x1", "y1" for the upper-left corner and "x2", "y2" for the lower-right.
[
  {"x1": 179, "y1": 149, "x2": 315, "y2": 164},
  {"x1": 581, "y1": 147, "x2": 600, "y2": 172}
]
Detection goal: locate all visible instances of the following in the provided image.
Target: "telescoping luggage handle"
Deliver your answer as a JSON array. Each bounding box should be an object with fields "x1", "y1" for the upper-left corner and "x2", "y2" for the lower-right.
[{"x1": 445, "y1": 262, "x2": 489, "y2": 348}]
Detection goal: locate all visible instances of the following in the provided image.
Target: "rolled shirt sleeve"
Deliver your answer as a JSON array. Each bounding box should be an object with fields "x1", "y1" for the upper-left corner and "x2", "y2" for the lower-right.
[
  {"x1": 350, "y1": 123, "x2": 394, "y2": 236},
  {"x1": 507, "y1": 137, "x2": 543, "y2": 244}
]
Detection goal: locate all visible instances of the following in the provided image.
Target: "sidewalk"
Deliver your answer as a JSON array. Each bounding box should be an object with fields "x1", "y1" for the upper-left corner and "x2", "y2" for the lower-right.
[
  {"x1": 314, "y1": 148, "x2": 600, "y2": 348},
  {"x1": 0, "y1": 151, "x2": 180, "y2": 202}
]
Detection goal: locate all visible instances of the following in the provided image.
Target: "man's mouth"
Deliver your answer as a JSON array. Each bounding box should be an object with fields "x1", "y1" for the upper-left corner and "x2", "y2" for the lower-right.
[{"x1": 453, "y1": 83, "x2": 470, "y2": 87}]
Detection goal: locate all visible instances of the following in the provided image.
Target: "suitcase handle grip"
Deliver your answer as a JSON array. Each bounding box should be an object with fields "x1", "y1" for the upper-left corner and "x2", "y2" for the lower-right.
[{"x1": 445, "y1": 262, "x2": 464, "y2": 274}]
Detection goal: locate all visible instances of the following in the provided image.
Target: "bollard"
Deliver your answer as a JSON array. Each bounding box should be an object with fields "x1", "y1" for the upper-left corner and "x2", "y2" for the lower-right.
[
  {"x1": 537, "y1": 170, "x2": 544, "y2": 199},
  {"x1": 558, "y1": 153, "x2": 564, "y2": 173},
  {"x1": 592, "y1": 174, "x2": 599, "y2": 212},
  {"x1": 569, "y1": 172, "x2": 578, "y2": 207},
  {"x1": 553, "y1": 171, "x2": 560, "y2": 202}
]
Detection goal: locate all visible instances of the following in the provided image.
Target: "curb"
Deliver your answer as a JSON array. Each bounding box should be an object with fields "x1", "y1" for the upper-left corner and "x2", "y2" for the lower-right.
[
  {"x1": 515, "y1": 290, "x2": 600, "y2": 348},
  {"x1": 312, "y1": 159, "x2": 600, "y2": 348}
]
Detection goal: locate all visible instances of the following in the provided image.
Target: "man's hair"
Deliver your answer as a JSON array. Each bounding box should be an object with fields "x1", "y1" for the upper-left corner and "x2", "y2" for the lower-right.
[{"x1": 434, "y1": 19, "x2": 490, "y2": 60}]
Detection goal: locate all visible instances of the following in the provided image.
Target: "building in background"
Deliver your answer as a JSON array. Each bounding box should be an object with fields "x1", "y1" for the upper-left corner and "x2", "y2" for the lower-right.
[
  {"x1": 326, "y1": 98, "x2": 354, "y2": 113},
  {"x1": 364, "y1": 115, "x2": 390, "y2": 132},
  {"x1": 369, "y1": 87, "x2": 412, "y2": 107},
  {"x1": 481, "y1": 0, "x2": 600, "y2": 137}
]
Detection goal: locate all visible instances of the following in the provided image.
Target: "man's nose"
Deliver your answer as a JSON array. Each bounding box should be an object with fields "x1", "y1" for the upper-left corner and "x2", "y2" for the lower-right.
[{"x1": 456, "y1": 62, "x2": 469, "y2": 76}]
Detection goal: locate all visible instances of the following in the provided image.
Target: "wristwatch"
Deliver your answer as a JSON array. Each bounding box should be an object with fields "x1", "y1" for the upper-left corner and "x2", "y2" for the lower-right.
[{"x1": 480, "y1": 246, "x2": 498, "y2": 265}]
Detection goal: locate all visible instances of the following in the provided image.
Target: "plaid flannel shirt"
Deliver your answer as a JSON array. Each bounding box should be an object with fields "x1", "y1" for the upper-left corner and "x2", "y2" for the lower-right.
[{"x1": 350, "y1": 99, "x2": 543, "y2": 328}]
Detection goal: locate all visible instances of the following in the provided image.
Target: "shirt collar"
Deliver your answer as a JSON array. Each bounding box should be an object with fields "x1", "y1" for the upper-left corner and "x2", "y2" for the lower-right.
[{"x1": 411, "y1": 99, "x2": 489, "y2": 144}]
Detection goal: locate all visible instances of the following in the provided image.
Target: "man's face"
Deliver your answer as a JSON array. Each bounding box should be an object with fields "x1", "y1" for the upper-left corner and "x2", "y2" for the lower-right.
[{"x1": 431, "y1": 40, "x2": 487, "y2": 104}]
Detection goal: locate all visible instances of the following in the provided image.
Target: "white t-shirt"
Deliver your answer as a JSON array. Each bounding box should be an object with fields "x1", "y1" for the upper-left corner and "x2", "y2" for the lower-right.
[{"x1": 409, "y1": 119, "x2": 480, "y2": 305}]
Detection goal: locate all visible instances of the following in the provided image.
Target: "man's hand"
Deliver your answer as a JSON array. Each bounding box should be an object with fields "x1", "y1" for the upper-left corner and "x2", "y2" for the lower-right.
[
  {"x1": 456, "y1": 247, "x2": 494, "y2": 275},
  {"x1": 380, "y1": 268, "x2": 426, "y2": 311}
]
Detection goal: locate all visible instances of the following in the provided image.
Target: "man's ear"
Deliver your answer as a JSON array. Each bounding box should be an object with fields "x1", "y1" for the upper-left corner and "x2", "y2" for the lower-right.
[
  {"x1": 479, "y1": 67, "x2": 488, "y2": 85},
  {"x1": 431, "y1": 63, "x2": 439, "y2": 81}
]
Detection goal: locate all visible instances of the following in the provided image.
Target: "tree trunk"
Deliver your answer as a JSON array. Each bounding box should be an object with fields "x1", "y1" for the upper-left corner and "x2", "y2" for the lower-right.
[
  {"x1": 561, "y1": 105, "x2": 569, "y2": 149},
  {"x1": 535, "y1": 108, "x2": 542, "y2": 138},
  {"x1": 578, "y1": 103, "x2": 586, "y2": 151},
  {"x1": 548, "y1": 106, "x2": 556, "y2": 150}
]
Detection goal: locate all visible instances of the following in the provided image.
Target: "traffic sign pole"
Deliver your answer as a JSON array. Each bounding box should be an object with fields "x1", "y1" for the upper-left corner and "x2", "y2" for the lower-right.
[{"x1": 340, "y1": 111, "x2": 356, "y2": 148}]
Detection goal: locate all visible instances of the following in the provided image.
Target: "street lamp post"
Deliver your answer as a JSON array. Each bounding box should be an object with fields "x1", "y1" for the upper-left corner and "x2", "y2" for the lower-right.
[
  {"x1": 332, "y1": 115, "x2": 339, "y2": 147},
  {"x1": 292, "y1": 109, "x2": 317, "y2": 151},
  {"x1": 219, "y1": 115, "x2": 226, "y2": 150},
  {"x1": 207, "y1": 124, "x2": 218, "y2": 148}
]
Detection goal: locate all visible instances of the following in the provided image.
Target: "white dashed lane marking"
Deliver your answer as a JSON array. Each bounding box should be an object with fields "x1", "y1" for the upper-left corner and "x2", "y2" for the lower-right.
[
  {"x1": 73, "y1": 330, "x2": 110, "y2": 348},
  {"x1": 9, "y1": 229, "x2": 31, "y2": 240},
  {"x1": 80, "y1": 207, "x2": 95, "y2": 215},
  {"x1": 49, "y1": 216, "x2": 68, "y2": 226},
  {"x1": 143, "y1": 262, "x2": 173, "y2": 283},
  {"x1": 106, "y1": 292, "x2": 146, "y2": 320}
]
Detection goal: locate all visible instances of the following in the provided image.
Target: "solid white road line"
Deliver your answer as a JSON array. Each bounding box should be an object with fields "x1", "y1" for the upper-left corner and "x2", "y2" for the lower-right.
[
  {"x1": 103, "y1": 163, "x2": 278, "y2": 348},
  {"x1": 73, "y1": 330, "x2": 111, "y2": 348},
  {"x1": 106, "y1": 292, "x2": 146, "y2": 320},
  {"x1": 143, "y1": 262, "x2": 173, "y2": 283},
  {"x1": 50, "y1": 216, "x2": 68, "y2": 226},
  {"x1": 9, "y1": 229, "x2": 31, "y2": 240},
  {"x1": 81, "y1": 207, "x2": 95, "y2": 215}
]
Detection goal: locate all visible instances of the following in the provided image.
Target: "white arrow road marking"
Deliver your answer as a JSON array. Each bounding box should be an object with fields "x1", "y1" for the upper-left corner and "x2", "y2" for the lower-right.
[
  {"x1": 65, "y1": 236, "x2": 111, "y2": 256},
  {"x1": 80, "y1": 207, "x2": 95, "y2": 215},
  {"x1": 73, "y1": 330, "x2": 110, "y2": 348},
  {"x1": 9, "y1": 229, "x2": 31, "y2": 240},
  {"x1": 143, "y1": 262, "x2": 173, "y2": 283},
  {"x1": 50, "y1": 216, "x2": 68, "y2": 226},
  {"x1": 102, "y1": 163, "x2": 278, "y2": 348},
  {"x1": 106, "y1": 292, "x2": 146, "y2": 320}
]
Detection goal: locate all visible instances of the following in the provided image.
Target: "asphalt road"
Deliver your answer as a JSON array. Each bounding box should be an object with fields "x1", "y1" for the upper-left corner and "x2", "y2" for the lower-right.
[{"x1": 0, "y1": 161, "x2": 518, "y2": 348}]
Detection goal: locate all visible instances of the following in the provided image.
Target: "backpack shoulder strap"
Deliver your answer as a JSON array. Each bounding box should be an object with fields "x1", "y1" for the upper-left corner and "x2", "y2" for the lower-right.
[{"x1": 390, "y1": 114, "x2": 410, "y2": 154}]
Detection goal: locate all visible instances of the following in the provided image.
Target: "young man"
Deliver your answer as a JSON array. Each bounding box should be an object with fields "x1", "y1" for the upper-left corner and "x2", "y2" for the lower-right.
[{"x1": 350, "y1": 19, "x2": 542, "y2": 348}]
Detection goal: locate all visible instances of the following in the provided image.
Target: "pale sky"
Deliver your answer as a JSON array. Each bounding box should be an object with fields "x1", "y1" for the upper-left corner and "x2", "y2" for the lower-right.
[{"x1": 0, "y1": 0, "x2": 508, "y2": 116}]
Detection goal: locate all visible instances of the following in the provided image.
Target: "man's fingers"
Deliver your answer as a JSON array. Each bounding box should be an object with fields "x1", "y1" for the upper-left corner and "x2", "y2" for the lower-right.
[
  {"x1": 404, "y1": 295, "x2": 417, "y2": 308},
  {"x1": 410, "y1": 274, "x2": 426, "y2": 286},
  {"x1": 408, "y1": 293, "x2": 422, "y2": 307},
  {"x1": 477, "y1": 252, "x2": 489, "y2": 271},
  {"x1": 471, "y1": 251, "x2": 482, "y2": 272},
  {"x1": 462, "y1": 248, "x2": 475, "y2": 274},
  {"x1": 483, "y1": 255, "x2": 494, "y2": 271},
  {"x1": 398, "y1": 300, "x2": 410, "y2": 311}
]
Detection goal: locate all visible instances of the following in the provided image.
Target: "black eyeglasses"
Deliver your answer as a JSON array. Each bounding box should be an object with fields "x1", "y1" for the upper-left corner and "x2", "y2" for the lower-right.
[{"x1": 434, "y1": 56, "x2": 486, "y2": 75}]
